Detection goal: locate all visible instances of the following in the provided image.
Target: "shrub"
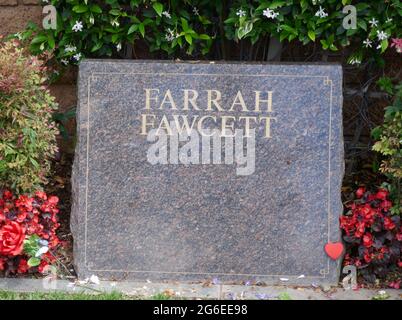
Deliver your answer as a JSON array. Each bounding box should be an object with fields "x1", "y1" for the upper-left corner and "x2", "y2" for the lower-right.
[
  {"x1": 0, "y1": 39, "x2": 58, "y2": 194},
  {"x1": 18, "y1": 1, "x2": 402, "y2": 65},
  {"x1": 0, "y1": 190, "x2": 60, "y2": 275},
  {"x1": 372, "y1": 83, "x2": 402, "y2": 215},
  {"x1": 340, "y1": 187, "x2": 402, "y2": 282}
]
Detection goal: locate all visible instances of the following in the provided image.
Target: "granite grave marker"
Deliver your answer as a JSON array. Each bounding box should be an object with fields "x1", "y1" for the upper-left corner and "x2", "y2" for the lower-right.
[{"x1": 72, "y1": 60, "x2": 344, "y2": 285}]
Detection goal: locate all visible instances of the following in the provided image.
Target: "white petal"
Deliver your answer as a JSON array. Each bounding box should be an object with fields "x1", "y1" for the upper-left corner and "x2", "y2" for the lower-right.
[{"x1": 89, "y1": 274, "x2": 100, "y2": 285}]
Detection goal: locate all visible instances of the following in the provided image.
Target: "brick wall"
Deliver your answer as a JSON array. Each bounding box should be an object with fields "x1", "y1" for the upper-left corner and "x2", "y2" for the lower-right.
[{"x1": 0, "y1": 0, "x2": 42, "y2": 36}]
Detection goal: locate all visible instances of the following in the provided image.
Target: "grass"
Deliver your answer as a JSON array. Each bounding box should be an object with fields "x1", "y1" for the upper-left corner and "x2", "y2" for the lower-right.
[
  {"x1": 0, "y1": 290, "x2": 133, "y2": 300},
  {"x1": 0, "y1": 290, "x2": 180, "y2": 300}
]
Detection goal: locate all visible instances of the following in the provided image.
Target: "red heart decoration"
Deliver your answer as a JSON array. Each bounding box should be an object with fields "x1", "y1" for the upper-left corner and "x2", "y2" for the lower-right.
[{"x1": 324, "y1": 242, "x2": 344, "y2": 260}]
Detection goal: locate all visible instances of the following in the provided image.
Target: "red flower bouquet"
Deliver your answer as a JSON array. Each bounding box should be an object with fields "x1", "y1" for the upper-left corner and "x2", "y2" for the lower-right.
[
  {"x1": 0, "y1": 190, "x2": 60, "y2": 275},
  {"x1": 341, "y1": 187, "x2": 401, "y2": 282}
]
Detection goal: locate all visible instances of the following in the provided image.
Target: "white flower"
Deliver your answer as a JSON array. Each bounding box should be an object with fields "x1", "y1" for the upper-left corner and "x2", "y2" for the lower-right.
[
  {"x1": 73, "y1": 53, "x2": 82, "y2": 61},
  {"x1": 276, "y1": 24, "x2": 282, "y2": 33},
  {"x1": 376, "y1": 44, "x2": 382, "y2": 50},
  {"x1": 378, "y1": 290, "x2": 386, "y2": 295},
  {"x1": 165, "y1": 28, "x2": 177, "y2": 42},
  {"x1": 369, "y1": 18, "x2": 379, "y2": 27},
  {"x1": 236, "y1": 9, "x2": 246, "y2": 17},
  {"x1": 14, "y1": 32, "x2": 23, "y2": 40},
  {"x1": 377, "y1": 30, "x2": 388, "y2": 41},
  {"x1": 89, "y1": 15, "x2": 95, "y2": 25},
  {"x1": 363, "y1": 38, "x2": 372, "y2": 48},
  {"x1": 64, "y1": 45, "x2": 77, "y2": 53},
  {"x1": 263, "y1": 8, "x2": 279, "y2": 19},
  {"x1": 89, "y1": 275, "x2": 100, "y2": 285},
  {"x1": 116, "y1": 43, "x2": 122, "y2": 51},
  {"x1": 35, "y1": 246, "x2": 49, "y2": 257},
  {"x1": 61, "y1": 59, "x2": 69, "y2": 65},
  {"x1": 386, "y1": 18, "x2": 393, "y2": 23},
  {"x1": 315, "y1": 6, "x2": 328, "y2": 18},
  {"x1": 111, "y1": 19, "x2": 120, "y2": 27},
  {"x1": 162, "y1": 11, "x2": 171, "y2": 19},
  {"x1": 72, "y1": 20, "x2": 83, "y2": 32},
  {"x1": 193, "y1": 7, "x2": 199, "y2": 16},
  {"x1": 349, "y1": 58, "x2": 361, "y2": 65}
]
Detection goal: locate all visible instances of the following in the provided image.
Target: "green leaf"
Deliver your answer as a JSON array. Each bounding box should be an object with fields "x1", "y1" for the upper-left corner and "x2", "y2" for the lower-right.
[
  {"x1": 356, "y1": 3, "x2": 369, "y2": 11},
  {"x1": 30, "y1": 158, "x2": 39, "y2": 168},
  {"x1": 181, "y1": 18, "x2": 189, "y2": 32},
  {"x1": 257, "y1": 1, "x2": 285, "y2": 10},
  {"x1": 282, "y1": 25, "x2": 297, "y2": 35},
  {"x1": 185, "y1": 34, "x2": 192, "y2": 45},
  {"x1": 47, "y1": 34, "x2": 55, "y2": 49},
  {"x1": 27, "y1": 257, "x2": 41, "y2": 267},
  {"x1": 198, "y1": 34, "x2": 211, "y2": 40},
  {"x1": 109, "y1": 9, "x2": 121, "y2": 16},
  {"x1": 90, "y1": 5, "x2": 102, "y2": 14},
  {"x1": 300, "y1": 0, "x2": 308, "y2": 13},
  {"x1": 138, "y1": 23, "x2": 145, "y2": 37},
  {"x1": 127, "y1": 24, "x2": 138, "y2": 35},
  {"x1": 72, "y1": 4, "x2": 88, "y2": 13},
  {"x1": 380, "y1": 39, "x2": 388, "y2": 53},
  {"x1": 357, "y1": 20, "x2": 367, "y2": 31},
  {"x1": 31, "y1": 34, "x2": 47, "y2": 45},
  {"x1": 91, "y1": 41, "x2": 103, "y2": 52},
  {"x1": 308, "y1": 30, "x2": 316, "y2": 41},
  {"x1": 152, "y1": 2, "x2": 163, "y2": 17}
]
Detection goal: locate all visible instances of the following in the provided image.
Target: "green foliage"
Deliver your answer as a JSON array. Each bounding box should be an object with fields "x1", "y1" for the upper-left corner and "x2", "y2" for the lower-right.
[
  {"x1": 17, "y1": 0, "x2": 401, "y2": 64},
  {"x1": 0, "y1": 290, "x2": 130, "y2": 300},
  {"x1": 277, "y1": 292, "x2": 292, "y2": 300},
  {"x1": 0, "y1": 40, "x2": 58, "y2": 194},
  {"x1": 20, "y1": 0, "x2": 215, "y2": 63},
  {"x1": 372, "y1": 83, "x2": 402, "y2": 215},
  {"x1": 52, "y1": 107, "x2": 76, "y2": 140},
  {"x1": 224, "y1": 0, "x2": 401, "y2": 59},
  {"x1": 23, "y1": 234, "x2": 41, "y2": 257}
]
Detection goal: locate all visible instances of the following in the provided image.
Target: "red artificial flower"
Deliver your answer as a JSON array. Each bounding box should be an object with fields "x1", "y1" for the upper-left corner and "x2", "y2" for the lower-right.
[
  {"x1": 38, "y1": 260, "x2": 49, "y2": 274},
  {"x1": 375, "y1": 189, "x2": 388, "y2": 200},
  {"x1": 355, "y1": 221, "x2": 366, "y2": 238},
  {"x1": 35, "y1": 191, "x2": 47, "y2": 200},
  {"x1": 0, "y1": 221, "x2": 25, "y2": 256},
  {"x1": 362, "y1": 233, "x2": 373, "y2": 248},
  {"x1": 0, "y1": 189, "x2": 61, "y2": 274},
  {"x1": 15, "y1": 195, "x2": 34, "y2": 212},
  {"x1": 17, "y1": 259, "x2": 29, "y2": 274},
  {"x1": 48, "y1": 196, "x2": 59, "y2": 205},
  {"x1": 380, "y1": 200, "x2": 392, "y2": 210},
  {"x1": 388, "y1": 280, "x2": 401, "y2": 290},
  {"x1": 383, "y1": 217, "x2": 396, "y2": 230},
  {"x1": 2, "y1": 190, "x2": 13, "y2": 200},
  {"x1": 363, "y1": 251, "x2": 372, "y2": 263},
  {"x1": 356, "y1": 187, "x2": 365, "y2": 198}
]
